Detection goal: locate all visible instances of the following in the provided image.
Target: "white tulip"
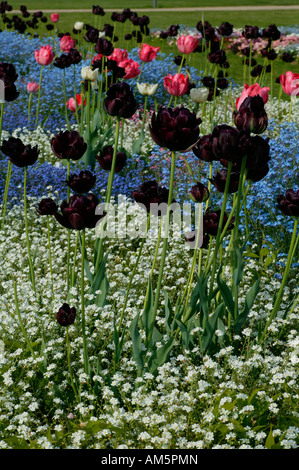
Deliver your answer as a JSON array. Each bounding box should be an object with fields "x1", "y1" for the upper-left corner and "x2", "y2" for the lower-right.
[
  {"x1": 81, "y1": 66, "x2": 98, "y2": 82},
  {"x1": 98, "y1": 31, "x2": 106, "y2": 38},
  {"x1": 137, "y1": 82, "x2": 159, "y2": 96},
  {"x1": 74, "y1": 21, "x2": 84, "y2": 31},
  {"x1": 190, "y1": 87, "x2": 209, "y2": 103}
]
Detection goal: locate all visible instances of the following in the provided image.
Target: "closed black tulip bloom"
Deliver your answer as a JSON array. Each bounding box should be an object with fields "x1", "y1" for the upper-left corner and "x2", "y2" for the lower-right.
[
  {"x1": 56, "y1": 303, "x2": 76, "y2": 327},
  {"x1": 250, "y1": 65, "x2": 264, "y2": 78},
  {"x1": 2, "y1": 77, "x2": 19, "y2": 102},
  {"x1": 207, "y1": 49, "x2": 227, "y2": 66},
  {"x1": 203, "y1": 207, "x2": 235, "y2": 237},
  {"x1": 189, "y1": 182, "x2": 210, "y2": 203},
  {"x1": 103, "y1": 82, "x2": 137, "y2": 119},
  {"x1": 84, "y1": 26, "x2": 100, "y2": 43},
  {"x1": 51, "y1": 130, "x2": 87, "y2": 161},
  {"x1": 210, "y1": 169, "x2": 240, "y2": 193},
  {"x1": 95, "y1": 37, "x2": 114, "y2": 56},
  {"x1": 0, "y1": 62, "x2": 18, "y2": 82},
  {"x1": 1, "y1": 136, "x2": 38, "y2": 167},
  {"x1": 211, "y1": 124, "x2": 248, "y2": 163},
  {"x1": 92, "y1": 5, "x2": 105, "y2": 16},
  {"x1": 66, "y1": 170, "x2": 96, "y2": 193},
  {"x1": 133, "y1": 180, "x2": 171, "y2": 215},
  {"x1": 37, "y1": 198, "x2": 58, "y2": 216},
  {"x1": 245, "y1": 135, "x2": 270, "y2": 182},
  {"x1": 218, "y1": 21, "x2": 233, "y2": 37},
  {"x1": 96, "y1": 145, "x2": 127, "y2": 173},
  {"x1": 262, "y1": 24, "x2": 281, "y2": 41},
  {"x1": 55, "y1": 193, "x2": 105, "y2": 230},
  {"x1": 277, "y1": 189, "x2": 299, "y2": 217},
  {"x1": 69, "y1": 48, "x2": 82, "y2": 65},
  {"x1": 281, "y1": 52, "x2": 294, "y2": 63},
  {"x1": 192, "y1": 134, "x2": 216, "y2": 162},
  {"x1": 149, "y1": 106, "x2": 201, "y2": 152},
  {"x1": 242, "y1": 25, "x2": 260, "y2": 39},
  {"x1": 53, "y1": 54, "x2": 72, "y2": 69},
  {"x1": 233, "y1": 96, "x2": 268, "y2": 135}
]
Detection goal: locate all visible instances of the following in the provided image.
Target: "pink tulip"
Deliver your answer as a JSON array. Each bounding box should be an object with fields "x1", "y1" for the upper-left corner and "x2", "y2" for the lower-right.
[
  {"x1": 118, "y1": 59, "x2": 141, "y2": 79},
  {"x1": 50, "y1": 13, "x2": 59, "y2": 23},
  {"x1": 176, "y1": 35, "x2": 199, "y2": 54},
  {"x1": 60, "y1": 35, "x2": 76, "y2": 53},
  {"x1": 34, "y1": 45, "x2": 54, "y2": 66},
  {"x1": 236, "y1": 83, "x2": 270, "y2": 110},
  {"x1": 280, "y1": 71, "x2": 299, "y2": 96},
  {"x1": 163, "y1": 73, "x2": 189, "y2": 96},
  {"x1": 92, "y1": 53, "x2": 103, "y2": 63},
  {"x1": 108, "y1": 48, "x2": 128, "y2": 65},
  {"x1": 138, "y1": 43, "x2": 160, "y2": 62},
  {"x1": 27, "y1": 82, "x2": 40, "y2": 93},
  {"x1": 66, "y1": 94, "x2": 86, "y2": 112}
]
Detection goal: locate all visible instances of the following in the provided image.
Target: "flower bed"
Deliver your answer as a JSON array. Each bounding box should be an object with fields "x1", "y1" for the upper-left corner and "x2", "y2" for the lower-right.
[{"x1": 0, "y1": 5, "x2": 298, "y2": 450}]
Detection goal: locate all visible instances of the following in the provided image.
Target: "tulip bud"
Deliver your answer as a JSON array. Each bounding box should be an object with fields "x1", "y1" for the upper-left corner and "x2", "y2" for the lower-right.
[
  {"x1": 27, "y1": 82, "x2": 39, "y2": 93},
  {"x1": 189, "y1": 182, "x2": 210, "y2": 203},
  {"x1": 96, "y1": 145, "x2": 127, "y2": 173},
  {"x1": 56, "y1": 303, "x2": 76, "y2": 327},
  {"x1": 277, "y1": 189, "x2": 299, "y2": 217},
  {"x1": 233, "y1": 96, "x2": 268, "y2": 134},
  {"x1": 37, "y1": 198, "x2": 58, "y2": 216},
  {"x1": 190, "y1": 87, "x2": 209, "y2": 103},
  {"x1": 66, "y1": 170, "x2": 96, "y2": 194}
]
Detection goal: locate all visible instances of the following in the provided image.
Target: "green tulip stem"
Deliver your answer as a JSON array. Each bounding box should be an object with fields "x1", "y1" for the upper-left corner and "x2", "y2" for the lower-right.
[
  {"x1": 147, "y1": 150, "x2": 176, "y2": 347},
  {"x1": 1, "y1": 160, "x2": 12, "y2": 229},
  {"x1": 71, "y1": 231, "x2": 79, "y2": 289},
  {"x1": 248, "y1": 40, "x2": 253, "y2": 86},
  {"x1": 27, "y1": 93, "x2": 32, "y2": 123},
  {"x1": 232, "y1": 156, "x2": 248, "y2": 250},
  {"x1": 80, "y1": 228, "x2": 89, "y2": 374},
  {"x1": 63, "y1": 69, "x2": 70, "y2": 130},
  {"x1": 86, "y1": 80, "x2": 91, "y2": 142},
  {"x1": 95, "y1": 116, "x2": 121, "y2": 273},
  {"x1": 209, "y1": 160, "x2": 233, "y2": 296},
  {"x1": 66, "y1": 327, "x2": 78, "y2": 399},
  {"x1": 14, "y1": 281, "x2": 36, "y2": 359},
  {"x1": 66, "y1": 160, "x2": 71, "y2": 291},
  {"x1": 73, "y1": 64, "x2": 80, "y2": 126},
  {"x1": 141, "y1": 95, "x2": 148, "y2": 131},
  {"x1": 288, "y1": 95, "x2": 293, "y2": 123},
  {"x1": 35, "y1": 65, "x2": 43, "y2": 128},
  {"x1": 46, "y1": 215, "x2": 54, "y2": 299},
  {"x1": 24, "y1": 167, "x2": 36, "y2": 292},
  {"x1": 260, "y1": 217, "x2": 298, "y2": 343}
]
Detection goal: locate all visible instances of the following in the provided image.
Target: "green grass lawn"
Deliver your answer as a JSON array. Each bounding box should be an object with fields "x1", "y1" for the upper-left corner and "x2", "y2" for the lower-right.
[{"x1": 9, "y1": 0, "x2": 299, "y2": 9}]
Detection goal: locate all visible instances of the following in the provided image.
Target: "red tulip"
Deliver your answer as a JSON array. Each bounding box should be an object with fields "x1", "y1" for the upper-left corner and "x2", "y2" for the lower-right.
[
  {"x1": 176, "y1": 34, "x2": 199, "y2": 54},
  {"x1": 280, "y1": 71, "x2": 299, "y2": 96},
  {"x1": 236, "y1": 83, "x2": 270, "y2": 110},
  {"x1": 108, "y1": 48, "x2": 128, "y2": 65},
  {"x1": 138, "y1": 43, "x2": 160, "y2": 62},
  {"x1": 66, "y1": 94, "x2": 86, "y2": 112},
  {"x1": 118, "y1": 58, "x2": 140, "y2": 79},
  {"x1": 27, "y1": 82, "x2": 39, "y2": 93},
  {"x1": 34, "y1": 45, "x2": 54, "y2": 66},
  {"x1": 60, "y1": 35, "x2": 76, "y2": 53},
  {"x1": 163, "y1": 73, "x2": 189, "y2": 96},
  {"x1": 50, "y1": 13, "x2": 59, "y2": 23}
]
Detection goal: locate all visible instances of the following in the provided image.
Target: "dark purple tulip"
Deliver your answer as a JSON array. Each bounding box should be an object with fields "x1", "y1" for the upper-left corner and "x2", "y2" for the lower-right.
[
  {"x1": 207, "y1": 49, "x2": 227, "y2": 66},
  {"x1": 0, "y1": 62, "x2": 18, "y2": 82},
  {"x1": 133, "y1": 180, "x2": 171, "y2": 215},
  {"x1": 68, "y1": 48, "x2": 82, "y2": 65},
  {"x1": 201, "y1": 75, "x2": 215, "y2": 89},
  {"x1": 55, "y1": 193, "x2": 105, "y2": 230},
  {"x1": 277, "y1": 189, "x2": 299, "y2": 217},
  {"x1": 185, "y1": 231, "x2": 210, "y2": 249},
  {"x1": 2, "y1": 77, "x2": 19, "y2": 102},
  {"x1": 196, "y1": 20, "x2": 212, "y2": 33},
  {"x1": 149, "y1": 106, "x2": 201, "y2": 152},
  {"x1": 245, "y1": 135, "x2": 270, "y2": 181},
  {"x1": 96, "y1": 145, "x2": 127, "y2": 173},
  {"x1": 160, "y1": 30, "x2": 169, "y2": 39},
  {"x1": 1, "y1": 136, "x2": 38, "y2": 167},
  {"x1": 203, "y1": 207, "x2": 235, "y2": 237},
  {"x1": 37, "y1": 198, "x2": 58, "y2": 216},
  {"x1": 262, "y1": 24, "x2": 281, "y2": 41},
  {"x1": 218, "y1": 21, "x2": 233, "y2": 37},
  {"x1": 250, "y1": 65, "x2": 264, "y2": 78},
  {"x1": 217, "y1": 77, "x2": 229, "y2": 89},
  {"x1": 103, "y1": 82, "x2": 137, "y2": 119},
  {"x1": 210, "y1": 169, "x2": 240, "y2": 193},
  {"x1": 189, "y1": 182, "x2": 210, "y2": 203},
  {"x1": 66, "y1": 170, "x2": 96, "y2": 193},
  {"x1": 192, "y1": 134, "x2": 215, "y2": 162},
  {"x1": 51, "y1": 130, "x2": 87, "y2": 161},
  {"x1": 92, "y1": 5, "x2": 105, "y2": 15},
  {"x1": 211, "y1": 124, "x2": 248, "y2": 163},
  {"x1": 242, "y1": 25, "x2": 260, "y2": 39},
  {"x1": 168, "y1": 24, "x2": 180, "y2": 37},
  {"x1": 84, "y1": 26, "x2": 100, "y2": 43},
  {"x1": 56, "y1": 303, "x2": 76, "y2": 327},
  {"x1": 281, "y1": 52, "x2": 294, "y2": 63},
  {"x1": 53, "y1": 54, "x2": 72, "y2": 69},
  {"x1": 95, "y1": 37, "x2": 114, "y2": 56},
  {"x1": 233, "y1": 96, "x2": 268, "y2": 135}
]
